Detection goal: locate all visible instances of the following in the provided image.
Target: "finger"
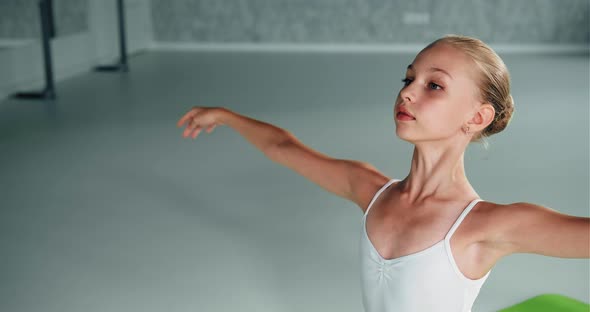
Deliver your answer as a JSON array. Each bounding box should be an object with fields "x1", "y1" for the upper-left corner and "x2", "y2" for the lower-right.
[
  {"x1": 191, "y1": 126, "x2": 202, "y2": 139},
  {"x1": 183, "y1": 126, "x2": 193, "y2": 137},
  {"x1": 182, "y1": 118, "x2": 197, "y2": 137},
  {"x1": 177, "y1": 107, "x2": 200, "y2": 128},
  {"x1": 182, "y1": 113, "x2": 203, "y2": 136},
  {"x1": 177, "y1": 112, "x2": 194, "y2": 128},
  {"x1": 206, "y1": 125, "x2": 215, "y2": 133}
]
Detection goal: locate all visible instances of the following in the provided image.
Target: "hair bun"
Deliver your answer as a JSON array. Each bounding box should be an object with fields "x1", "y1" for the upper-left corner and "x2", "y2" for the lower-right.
[{"x1": 487, "y1": 94, "x2": 515, "y2": 136}]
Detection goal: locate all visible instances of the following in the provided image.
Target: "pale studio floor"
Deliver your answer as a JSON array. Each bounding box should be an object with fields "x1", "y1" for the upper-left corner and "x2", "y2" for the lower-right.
[{"x1": 0, "y1": 50, "x2": 588, "y2": 312}]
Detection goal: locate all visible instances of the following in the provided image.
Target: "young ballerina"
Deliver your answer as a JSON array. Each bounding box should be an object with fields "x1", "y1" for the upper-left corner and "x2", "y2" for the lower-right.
[{"x1": 177, "y1": 34, "x2": 590, "y2": 312}]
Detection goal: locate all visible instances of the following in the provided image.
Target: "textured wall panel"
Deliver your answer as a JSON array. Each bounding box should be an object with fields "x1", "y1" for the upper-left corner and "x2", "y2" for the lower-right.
[{"x1": 151, "y1": 0, "x2": 589, "y2": 44}]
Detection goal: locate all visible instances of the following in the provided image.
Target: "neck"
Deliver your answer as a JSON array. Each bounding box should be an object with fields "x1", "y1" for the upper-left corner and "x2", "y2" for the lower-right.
[{"x1": 400, "y1": 141, "x2": 472, "y2": 204}]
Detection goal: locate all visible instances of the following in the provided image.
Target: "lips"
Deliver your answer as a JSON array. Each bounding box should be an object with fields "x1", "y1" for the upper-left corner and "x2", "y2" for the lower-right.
[{"x1": 396, "y1": 107, "x2": 415, "y2": 119}]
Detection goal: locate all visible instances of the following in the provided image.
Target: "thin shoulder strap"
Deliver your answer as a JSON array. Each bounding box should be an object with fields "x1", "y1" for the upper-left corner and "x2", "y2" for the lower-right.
[
  {"x1": 444, "y1": 198, "x2": 485, "y2": 241},
  {"x1": 363, "y1": 178, "x2": 400, "y2": 217}
]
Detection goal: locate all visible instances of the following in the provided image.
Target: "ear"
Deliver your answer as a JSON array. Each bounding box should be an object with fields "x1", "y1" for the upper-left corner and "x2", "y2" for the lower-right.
[{"x1": 469, "y1": 102, "x2": 495, "y2": 132}]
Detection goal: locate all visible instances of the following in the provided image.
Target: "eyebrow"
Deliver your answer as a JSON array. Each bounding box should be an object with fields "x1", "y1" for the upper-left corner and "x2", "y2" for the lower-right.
[{"x1": 407, "y1": 64, "x2": 453, "y2": 80}]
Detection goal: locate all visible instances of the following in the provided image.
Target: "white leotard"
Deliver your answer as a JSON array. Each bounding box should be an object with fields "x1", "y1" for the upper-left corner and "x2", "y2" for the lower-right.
[{"x1": 360, "y1": 178, "x2": 492, "y2": 312}]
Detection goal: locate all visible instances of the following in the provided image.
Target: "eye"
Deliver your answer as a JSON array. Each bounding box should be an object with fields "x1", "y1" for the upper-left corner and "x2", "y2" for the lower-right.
[
  {"x1": 429, "y1": 82, "x2": 442, "y2": 90},
  {"x1": 401, "y1": 78, "x2": 443, "y2": 91}
]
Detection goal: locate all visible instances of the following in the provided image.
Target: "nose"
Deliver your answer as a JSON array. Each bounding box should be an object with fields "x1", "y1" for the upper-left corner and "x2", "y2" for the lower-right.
[{"x1": 399, "y1": 85, "x2": 414, "y2": 104}]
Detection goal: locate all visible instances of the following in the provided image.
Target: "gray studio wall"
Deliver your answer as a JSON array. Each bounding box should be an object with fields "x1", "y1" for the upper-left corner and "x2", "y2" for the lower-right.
[
  {"x1": 150, "y1": 0, "x2": 590, "y2": 44},
  {"x1": 1, "y1": 0, "x2": 588, "y2": 43},
  {"x1": 0, "y1": 0, "x2": 88, "y2": 38}
]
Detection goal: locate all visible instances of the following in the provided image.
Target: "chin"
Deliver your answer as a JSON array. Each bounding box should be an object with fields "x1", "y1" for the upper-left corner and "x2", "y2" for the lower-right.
[{"x1": 395, "y1": 127, "x2": 416, "y2": 143}]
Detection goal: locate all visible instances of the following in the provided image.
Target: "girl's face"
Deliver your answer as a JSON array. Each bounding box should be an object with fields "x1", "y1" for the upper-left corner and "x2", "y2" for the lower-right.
[{"x1": 394, "y1": 43, "x2": 482, "y2": 144}]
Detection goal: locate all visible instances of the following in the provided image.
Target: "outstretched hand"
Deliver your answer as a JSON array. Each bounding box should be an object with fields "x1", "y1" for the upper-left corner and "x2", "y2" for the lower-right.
[{"x1": 177, "y1": 106, "x2": 227, "y2": 139}]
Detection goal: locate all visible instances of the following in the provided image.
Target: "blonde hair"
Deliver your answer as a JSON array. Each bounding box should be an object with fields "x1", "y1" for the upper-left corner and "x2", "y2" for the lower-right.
[{"x1": 423, "y1": 34, "x2": 515, "y2": 148}]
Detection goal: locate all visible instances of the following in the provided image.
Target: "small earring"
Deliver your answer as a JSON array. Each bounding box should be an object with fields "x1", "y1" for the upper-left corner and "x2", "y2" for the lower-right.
[{"x1": 463, "y1": 126, "x2": 470, "y2": 134}]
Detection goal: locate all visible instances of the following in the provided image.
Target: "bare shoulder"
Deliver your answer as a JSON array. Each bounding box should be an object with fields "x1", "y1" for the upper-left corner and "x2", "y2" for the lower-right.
[
  {"x1": 474, "y1": 201, "x2": 539, "y2": 257},
  {"x1": 471, "y1": 200, "x2": 508, "y2": 241},
  {"x1": 461, "y1": 200, "x2": 516, "y2": 264},
  {"x1": 347, "y1": 161, "x2": 392, "y2": 214},
  {"x1": 476, "y1": 201, "x2": 542, "y2": 240}
]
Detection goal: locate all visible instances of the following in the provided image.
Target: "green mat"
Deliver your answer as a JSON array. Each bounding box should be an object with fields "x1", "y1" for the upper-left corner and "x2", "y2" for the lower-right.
[{"x1": 498, "y1": 294, "x2": 590, "y2": 312}]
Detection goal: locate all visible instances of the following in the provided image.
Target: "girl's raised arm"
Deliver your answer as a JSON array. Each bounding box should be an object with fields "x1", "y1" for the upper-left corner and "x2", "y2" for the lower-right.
[{"x1": 178, "y1": 106, "x2": 391, "y2": 212}]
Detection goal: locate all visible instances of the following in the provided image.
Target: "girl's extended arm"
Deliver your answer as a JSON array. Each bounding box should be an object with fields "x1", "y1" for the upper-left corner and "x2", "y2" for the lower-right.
[
  {"x1": 178, "y1": 106, "x2": 390, "y2": 212},
  {"x1": 486, "y1": 202, "x2": 590, "y2": 258}
]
